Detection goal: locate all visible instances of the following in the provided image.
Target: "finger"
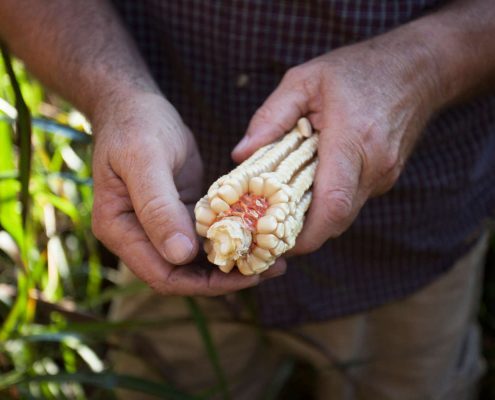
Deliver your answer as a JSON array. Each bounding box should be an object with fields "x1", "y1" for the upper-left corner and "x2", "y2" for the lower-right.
[
  {"x1": 232, "y1": 76, "x2": 309, "y2": 162},
  {"x1": 176, "y1": 131, "x2": 203, "y2": 204},
  {"x1": 292, "y1": 133, "x2": 364, "y2": 254},
  {"x1": 166, "y1": 264, "x2": 262, "y2": 296},
  {"x1": 259, "y1": 258, "x2": 287, "y2": 280},
  {"x1": 94, "y1": 195, "x2": 263, "y2": 296},
  {"x1": 122, "y1": 151, "x2": 198, "y2": 265}
]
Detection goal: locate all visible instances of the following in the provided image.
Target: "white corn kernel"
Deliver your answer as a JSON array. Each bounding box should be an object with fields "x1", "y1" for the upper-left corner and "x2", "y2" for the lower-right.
[
  {"x1": 297, "y1": 117, "x2": 312, "y2": 137},
  {"x1": 263, "y1": 177, "x2": 281, "y2": 197},
  {"x1": 249, "y1": 176, "x2": 264, "y2": 195},
  {"x1": 275, "y1": 223, "x2": 285, "y2": 238},
  {"x1": 218, "y1": 260, "x2": 236, "y2": 273},
  {"x1": 284, "y1": 221, "x2": 292, "y2": 239},
  {"x1": 247, "y1": 254, "x2": 267, "y2": 272},
  {"x1": 237, "y1": 258, "x2": 255, "y2": 275},
  {"x1": 256, "y1": 234, "x2": 279, "y2": 249},
  {"x1": 278, "y1": 203, "x2": 291, "y2": 215},
  {"x1": 252, "y1": 246, "x2": 273, "y2": 261},
  {"x1": 289, "y1": 202, "x2": 296, "y2": 214},
  {"x1": 257, "y1": 215, "x2": 278, "y2": 233},
  {"x1": 271, "y1": 240, "x2": 287, "y2": 256},
  {"x1": 207, "y1": 249, "x2": 216, "y2": 264},
  {"x1": 210, "y1": 196, "x2": 230, "y2": 213},
  {"x1": 268, "y1": 190, "x2": 290, "y2": 205},
  {"x1": 225, "y1": 179, "x2": 243, "y2": 196},
  {"x1": 265, "y1": 206, "x2": 286, "y2": 222},
  {"x1": 218, "y1": 185, "x2": 240, "y2": 204},
  {"x1": 196, "y1": 222, "x2": 209, "y2": 237},
  {"x1": 195, "y1": 207, "x2": 217, "y2": 226}
]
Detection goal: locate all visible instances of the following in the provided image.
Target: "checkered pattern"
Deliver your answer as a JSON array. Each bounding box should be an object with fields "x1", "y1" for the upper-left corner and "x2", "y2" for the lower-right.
[{"x1": 112, "y1": 0, "x2": 495, "y2": 327}]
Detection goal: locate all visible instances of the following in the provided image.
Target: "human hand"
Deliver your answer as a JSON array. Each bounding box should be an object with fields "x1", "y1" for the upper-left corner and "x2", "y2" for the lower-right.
[
  {"x1": 233, "y1": 31, "x2": 443, "y2": 254},
  {"x1": 91, "y1": 92, "x2": 285, "y2": 295}
]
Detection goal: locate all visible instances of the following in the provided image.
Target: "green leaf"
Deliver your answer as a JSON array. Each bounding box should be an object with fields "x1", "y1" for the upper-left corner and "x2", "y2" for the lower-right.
[
  {"x1": 81, "y1": 280, "x2": 147, "y2": 308},
  {"x1": 37, "y1": 192, "x2": 81, "y2": 224},
  {"x1": 1, "y1": 45, "x2": 32, "y2": 231},
  {"x1": 185, "y1": 297, "x2": 230, "y2": 400},
  {"x1": 33, "y1": 117, "x2": 91, "y2": 143},
  {"x1": 3, "y1": 332, "x2": 82, "y2": 345},
  {"x1": 0, "y1": 120, "x2": 22, "y2": 249},
  {"x1": 0, "y1": 170, "x2": 18, "y2": 180},
  {"x1": 0, "y1": 115, "x2": 91, "y2": 143},
  {"x1": 0, "y1": 370, "x2": 24, "y2": 389},
  {"x1": 3, "y1": 372, "x2": 200, "y2": 400}
]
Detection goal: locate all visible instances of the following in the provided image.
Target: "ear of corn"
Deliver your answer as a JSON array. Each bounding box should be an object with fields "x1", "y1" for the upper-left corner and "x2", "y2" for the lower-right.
[{"x1": 194, "y1": 118, "x2": 318, "y2": 275}]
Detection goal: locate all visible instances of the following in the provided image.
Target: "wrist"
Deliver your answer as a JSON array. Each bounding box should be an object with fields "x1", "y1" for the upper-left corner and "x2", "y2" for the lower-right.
[
  {"x1": 404, "y1": 3, "x2": 495, "y2": 110},
  {"x1": 90, "y1": 89, "x2": 190, "y2": 169},
  {"x1": 86, "y1": 77, "x2": 161, "y2": 125},
  {"x1": 405, "y1": 19, "x2": 466, "y2": 110},
  {"x1": 363, "y1": 24, "x2": 449, "y2": 118}
]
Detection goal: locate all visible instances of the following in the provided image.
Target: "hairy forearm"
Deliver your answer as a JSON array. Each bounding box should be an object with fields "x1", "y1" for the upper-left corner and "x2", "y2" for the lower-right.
[
  {"x1": 407, "y1": 0, "x2": 495, "y2": 108},
  {"x1": 0, "y1": 0, "x2": 158, "y2": 120}
]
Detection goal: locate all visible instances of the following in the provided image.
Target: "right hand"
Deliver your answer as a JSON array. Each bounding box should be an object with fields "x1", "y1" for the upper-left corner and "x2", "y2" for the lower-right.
[{"x1": 91, "y1": 91, "x2": 286, "y2": 296}]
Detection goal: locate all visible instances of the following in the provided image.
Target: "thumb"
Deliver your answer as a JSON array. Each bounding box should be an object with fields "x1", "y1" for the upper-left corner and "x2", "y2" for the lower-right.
[
  {"x1": 292, "y1": 133, "x2": 362, "y2": 254},
  {"x1": 123, "y1": 152, "x2": 198, "y2": 265},
  {"x1": 232, "y1": 73, "x2": 309, "y2": 163}
]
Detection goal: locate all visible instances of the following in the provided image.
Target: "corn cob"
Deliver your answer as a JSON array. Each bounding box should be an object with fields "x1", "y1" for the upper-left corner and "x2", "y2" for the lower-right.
[{"x1": 195, "y1": 117, "x2": 318, "y2": 275}]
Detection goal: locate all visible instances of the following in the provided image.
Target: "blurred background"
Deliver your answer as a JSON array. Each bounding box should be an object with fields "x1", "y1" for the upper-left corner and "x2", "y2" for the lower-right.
[{"x1": 0, "y1": 50, "x2": 494, "y2": 400}]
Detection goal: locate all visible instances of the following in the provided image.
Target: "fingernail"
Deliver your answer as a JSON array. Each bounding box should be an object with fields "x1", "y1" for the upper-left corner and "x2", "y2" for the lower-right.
[
  {"x1": 233, "y1": 136, "x2": 250, "y2": 154},
  {"x1": 163, "y1": 233, "x2": 194, "y2": 264}
]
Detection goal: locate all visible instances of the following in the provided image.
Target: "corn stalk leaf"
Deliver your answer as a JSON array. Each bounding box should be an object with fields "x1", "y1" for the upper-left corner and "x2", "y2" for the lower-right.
[
  {"x1": 1, "y1": 45, "x2": 32, "y2": 231},
  {"x1": 0, "y1": 120, "x2": 22, "y2": 245}
]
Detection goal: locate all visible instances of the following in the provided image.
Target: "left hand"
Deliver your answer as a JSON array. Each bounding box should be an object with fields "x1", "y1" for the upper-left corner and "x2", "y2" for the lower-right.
[{"x1": 232, "y1": 30, "x2": 443, "y2": 255}]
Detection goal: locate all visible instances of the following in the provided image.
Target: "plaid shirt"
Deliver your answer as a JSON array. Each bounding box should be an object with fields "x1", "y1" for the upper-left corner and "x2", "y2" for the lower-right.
[{"x1": 112, "y1": 0, "x2": 495, "y2": 326}]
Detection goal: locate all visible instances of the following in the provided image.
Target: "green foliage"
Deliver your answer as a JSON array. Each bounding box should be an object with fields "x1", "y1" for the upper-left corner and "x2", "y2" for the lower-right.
[{"x1": 0, "y1": 50, "x2": 206, "y2": 399}]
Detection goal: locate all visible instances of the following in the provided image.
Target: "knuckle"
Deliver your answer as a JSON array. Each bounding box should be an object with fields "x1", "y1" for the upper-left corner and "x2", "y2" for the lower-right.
[
  {"x1": 251, "y1": 105, "x2": 292, "y2": 138},
  {"x1": 284, "y1": 65, "x2": 306, "y2": 82},
  {"x1": 322, "y1": 189, "x2": 354, "y2": 231},
  {"x1": 253, "y1": 105, "x2": 274, "y2": 123},
  {"x1": 137, "y1": 195, "x2": 176, "y2": 230},
  {"x1": 377, "y1": 151, "x2": 403, "y2": 191},
  {"x1": 351, "y1": 118, "x2": 404, "y2": 193},
  {"x1": 356, "y1": 119, "x2": 381, "y2": 144},
  {"x1": 148, "y1": 279, "x2": 171, "y2": 295},
  {"x1": 284, "y1": 64, "x2": 321, "y2": 96}
]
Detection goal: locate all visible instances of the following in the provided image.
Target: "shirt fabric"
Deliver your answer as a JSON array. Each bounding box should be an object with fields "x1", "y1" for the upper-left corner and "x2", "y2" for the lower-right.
[{"x1": 111, "y1": 0, "x2": 495, "y2": 327}]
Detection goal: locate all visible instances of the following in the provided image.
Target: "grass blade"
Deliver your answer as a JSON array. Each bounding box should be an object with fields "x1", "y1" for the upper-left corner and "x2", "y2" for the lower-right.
[
  {"x1": 185, "y1": 297, "x2": 230, "y2": 400},
  {"x1": 1, "y1": 45, "x2": 32, "y2": 231}
]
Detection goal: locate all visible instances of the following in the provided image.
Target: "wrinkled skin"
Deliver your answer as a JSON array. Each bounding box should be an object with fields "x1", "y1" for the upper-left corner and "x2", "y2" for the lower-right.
[
  {"x1": 91, "y1": 92, "x2": 286, "y2": 296},
  {"x1": 233, "y1": 34, "x2": 442, "y2": 255}
]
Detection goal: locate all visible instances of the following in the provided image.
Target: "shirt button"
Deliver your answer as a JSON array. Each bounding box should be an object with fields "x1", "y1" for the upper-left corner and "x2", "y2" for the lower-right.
[{"x1": 236, "y1": 73, "x2": 249, "y2": 88}]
